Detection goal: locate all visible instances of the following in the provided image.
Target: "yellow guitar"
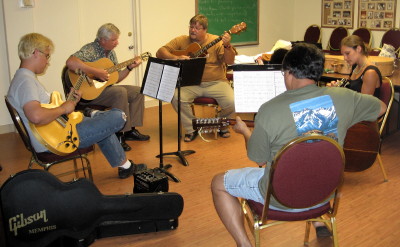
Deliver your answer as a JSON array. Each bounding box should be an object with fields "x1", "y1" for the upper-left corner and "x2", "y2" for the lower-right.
[
  {"x1": 30, "y1": 72, "x2": 87, "y2": 155},
  {"x1": 67, "y1": 52, "x2": 151, "y2": 101},
  {"x1": 172, "y1": 22, "x2": 247, "y2": 58}
]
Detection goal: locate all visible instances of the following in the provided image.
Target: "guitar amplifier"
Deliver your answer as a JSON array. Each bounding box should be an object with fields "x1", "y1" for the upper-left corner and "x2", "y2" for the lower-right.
[{"x1": 134, "y1": 168, "x2": 169, "y2": 193}]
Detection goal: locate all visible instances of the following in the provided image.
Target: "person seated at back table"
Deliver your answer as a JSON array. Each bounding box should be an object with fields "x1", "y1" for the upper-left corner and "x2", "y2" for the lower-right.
[
  {"x1": 328, "y1": 35, "x2": 382, "y2": 97},
  {"x1": 7, "y1": 33, "x2": 146, "y2": 179},
  {"x1": 156, "y1": 14, "x2": 236, "y2": 142},
  {"x1": 211, "y1": 43, "x2": 386, "y2": 246}
]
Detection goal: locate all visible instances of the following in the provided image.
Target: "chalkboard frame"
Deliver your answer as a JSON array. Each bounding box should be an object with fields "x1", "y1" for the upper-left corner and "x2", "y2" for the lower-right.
[{"x1": 195, "y1": 0, "x2": 259, "y2": 46}]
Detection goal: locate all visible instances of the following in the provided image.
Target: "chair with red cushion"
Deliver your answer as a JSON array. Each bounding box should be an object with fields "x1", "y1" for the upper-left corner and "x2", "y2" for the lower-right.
[
  {"x1": 5, "y1": 97, "x2": 94, "y2": 182},
  {"x1": 376, "y1": 77, "x2": 394, "y2": 181},
  {"x1": 327, "y1": 26, "x2": 349, "y2": 53},
  {"x1": 380, "y1": 28, "x2": 400, "y2": 57},
  {"x1": 353, "y1": 27, "x2": 372, "y2": 47},
  {"x1": 241, "y1": 134, "x2": 345, "y2": 247},
  {"x1": 304, "y1": 24, "x2": 321, "y2": 44}
]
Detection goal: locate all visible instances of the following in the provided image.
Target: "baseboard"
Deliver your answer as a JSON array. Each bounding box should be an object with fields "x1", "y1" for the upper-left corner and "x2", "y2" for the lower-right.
[{"x1": 0, "y1": 124, "x2": 15, "y2": 134}]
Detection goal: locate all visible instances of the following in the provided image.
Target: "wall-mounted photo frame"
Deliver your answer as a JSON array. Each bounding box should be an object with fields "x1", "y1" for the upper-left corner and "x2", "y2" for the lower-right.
[
  {"x1": 358, "y1": 0, "x2": 397, "y2": 30},
  {"x1": 322, "y1": 0, "x2": 354, "y2": 28}
]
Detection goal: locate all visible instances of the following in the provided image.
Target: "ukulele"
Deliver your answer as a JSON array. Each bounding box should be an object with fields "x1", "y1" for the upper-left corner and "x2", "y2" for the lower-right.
[
  {"x1": 172, "y1": 22, "x2": 247, "y2": 58},
  {"x1": 67, "y1": 52, "x2": 151, "y2": 100},
  {"x1": 192, "y1": 117, "x2": 254, "y2": 134},
  {"x1": 29, "y1": 71, "x2": 88, "y2": 155}
]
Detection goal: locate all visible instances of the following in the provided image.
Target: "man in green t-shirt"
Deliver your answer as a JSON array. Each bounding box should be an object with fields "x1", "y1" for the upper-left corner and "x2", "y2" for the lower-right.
[{"x1": 211, "y1": 43, "x2": 387, "y2": 246}]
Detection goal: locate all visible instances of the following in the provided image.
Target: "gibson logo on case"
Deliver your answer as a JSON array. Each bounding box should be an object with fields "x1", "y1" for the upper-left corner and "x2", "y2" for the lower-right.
[{"x1": 9, "y1": 209, "x2": 49, "y2": 236}]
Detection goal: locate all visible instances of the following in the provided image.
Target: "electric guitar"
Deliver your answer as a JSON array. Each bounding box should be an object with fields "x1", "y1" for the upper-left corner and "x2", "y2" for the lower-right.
[
  {"x1": 192, "y1": 117, "x2": 254, "y2": 133},
  {"x1": 67, "y1": 52, "x2": 151, "y2": 100},
  {"x1": 172, "y1": 22, "x2": 247, "y2": 58},
  {"x1": 29, "y1": 72, "x2": 88, "y2": 155}
]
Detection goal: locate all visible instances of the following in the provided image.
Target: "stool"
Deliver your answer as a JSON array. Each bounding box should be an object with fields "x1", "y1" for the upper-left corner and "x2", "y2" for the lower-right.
[{"x1": 191, "y1": 97, "x2": 220, "y2": 139}]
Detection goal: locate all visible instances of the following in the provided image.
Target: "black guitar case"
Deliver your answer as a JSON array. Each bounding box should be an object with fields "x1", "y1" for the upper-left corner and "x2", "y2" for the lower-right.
[{"x1": 0, "y1": 169, "x2": 184, "y2": 247}]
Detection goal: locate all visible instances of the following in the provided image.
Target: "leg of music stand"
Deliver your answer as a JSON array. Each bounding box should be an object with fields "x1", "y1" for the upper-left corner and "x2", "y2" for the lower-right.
[
  {"x1": 157, "y1": 81, "x2": 195, "y2": 166},
  {"x1": 156, "y1": 100, "x2": 180, "y2": 183}
]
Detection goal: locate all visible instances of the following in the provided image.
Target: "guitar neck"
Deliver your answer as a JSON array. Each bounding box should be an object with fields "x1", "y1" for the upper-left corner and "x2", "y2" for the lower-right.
[
  {"x1": 192, "y1": 117, "x2": 254, "y2": 130},
  {"x1": 193, "y1": 31, "x2": 231, "y2": 58},
  {"x1": 106, "y1": 58, "x2": 136, "y2": 74},
  {"x1": 66, "y1": 72, "x2": 86, "y2": 101}
]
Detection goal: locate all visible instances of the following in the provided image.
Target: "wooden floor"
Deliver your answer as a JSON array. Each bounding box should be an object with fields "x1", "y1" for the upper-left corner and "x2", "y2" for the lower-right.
[{"x1": 1, "y1": 104, "x2": 400, "y2": 247}]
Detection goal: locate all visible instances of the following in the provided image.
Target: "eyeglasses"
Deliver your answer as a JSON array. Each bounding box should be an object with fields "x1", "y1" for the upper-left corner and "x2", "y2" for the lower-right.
[
  {"x1": 188, "y1": 25, "x2": 204, "y2": 31},
  {"x1": 36, "y1": 50, "x2": 51, "y2": 60}
]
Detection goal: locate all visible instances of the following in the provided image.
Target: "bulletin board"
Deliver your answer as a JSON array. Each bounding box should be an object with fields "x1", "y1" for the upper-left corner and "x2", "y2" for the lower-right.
[
  {"x1": 358, "y1": 0, "x2": 396, "y2": 30},
  {"x1": 196, "y1": 0, "x2": 259, "y2": 46},
  {"x1": 321, "y1": 0, "x2": 354, "y2": 28}
]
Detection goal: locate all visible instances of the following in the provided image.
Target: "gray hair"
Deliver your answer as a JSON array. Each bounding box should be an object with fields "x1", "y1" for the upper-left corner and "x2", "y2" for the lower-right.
[{"x1": 96, "y1": 23, "x2": 120, "y2": 40}]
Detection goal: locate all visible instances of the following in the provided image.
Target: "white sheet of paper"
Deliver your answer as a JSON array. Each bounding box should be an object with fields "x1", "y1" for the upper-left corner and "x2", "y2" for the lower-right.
[
  {"x1": 157, "y1": 65, "x2": 179, "y2": 102},
  {"x1": 234, "y1": 70, "x2": 285, "y2": 113},
  {"x1": 142, "y1": 62, "x2": 164, "y2": 98}
]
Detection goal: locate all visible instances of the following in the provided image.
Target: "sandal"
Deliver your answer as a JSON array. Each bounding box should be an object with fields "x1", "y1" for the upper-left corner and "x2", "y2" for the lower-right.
[
  {"x1": 184, "y1": 130, "x2": 198, "y2": 142},
  {"x1": 218, "y1": 129, "x2": 231, "y2": 138}
]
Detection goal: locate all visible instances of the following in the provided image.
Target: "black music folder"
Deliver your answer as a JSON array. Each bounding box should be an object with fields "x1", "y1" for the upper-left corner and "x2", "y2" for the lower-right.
[
  {"x1": 141, "y1": 57, "x2": 206, "y2": 102},
  {"x1": 232, "y1": 64, "x2": 285, "y2": 113}
]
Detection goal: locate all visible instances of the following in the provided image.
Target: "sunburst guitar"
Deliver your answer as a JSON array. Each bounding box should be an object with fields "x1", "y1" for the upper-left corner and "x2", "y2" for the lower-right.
[
  {"x1": 29, "y1": 72, "x2": 88, "y2": 155},
  {"x1": 67, "y1": 52, "x2": 151, "y2": 100}
]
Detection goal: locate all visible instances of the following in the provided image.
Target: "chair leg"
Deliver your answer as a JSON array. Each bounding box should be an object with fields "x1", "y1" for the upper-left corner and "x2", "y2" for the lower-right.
[
  {"x1": 304, "y1": 221, "x2": 311, "y2": 245},
  {"x1": 331, "y1": 217, "x2": 339, "y2": 247},
  {"x1": 73, "y1": 159, "x2": 80, "y2": 179},
  {"x1": 376, "y1": 153, "x2": 389, "y2": 182}
]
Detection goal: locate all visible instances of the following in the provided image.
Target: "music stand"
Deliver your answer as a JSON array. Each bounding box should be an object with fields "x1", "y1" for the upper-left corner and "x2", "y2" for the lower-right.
[
  {"x1": 141, "y1": 57, "x2": 181, "y2": 182},
  {"x1": 159, "y1": 57, "x2": 206, "y2": 166}
]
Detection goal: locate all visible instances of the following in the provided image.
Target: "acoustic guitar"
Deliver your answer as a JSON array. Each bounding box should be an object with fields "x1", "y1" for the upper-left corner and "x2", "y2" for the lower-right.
[
  {"x1": 29, "y1": 72, "x2": 88, "y2": 155},
  {"x1": 172, "y1": 22, "x2": 247, "y2": 58},
  {"x1": 67, "y1": 52, "x2": 151, "y2": 101}
]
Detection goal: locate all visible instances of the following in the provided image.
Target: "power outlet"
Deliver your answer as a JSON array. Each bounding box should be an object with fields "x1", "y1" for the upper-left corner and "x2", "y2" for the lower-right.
[{"x1": 19, "y1": 0, "x2": 35, "y2": 8}]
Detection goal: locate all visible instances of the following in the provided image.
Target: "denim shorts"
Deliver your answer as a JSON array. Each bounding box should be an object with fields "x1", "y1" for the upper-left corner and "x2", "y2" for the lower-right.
[{"x1": 224, "y1": 167, "x2": 265, "y2": 204}]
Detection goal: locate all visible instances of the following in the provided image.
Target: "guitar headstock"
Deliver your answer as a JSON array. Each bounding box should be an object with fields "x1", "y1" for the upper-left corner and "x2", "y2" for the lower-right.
[
  {"x1": 140, "y1": 52, "x2": 152, "y2": 61},
  {"x1": 229, "y1": 22, "x2": 247, "y2": 35},
  {"x1": 192, "y1": 117, "x2": 230, "y2": 131}
]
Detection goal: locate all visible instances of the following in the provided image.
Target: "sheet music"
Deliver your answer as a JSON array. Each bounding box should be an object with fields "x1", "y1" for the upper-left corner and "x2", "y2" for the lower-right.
[
  {"x1": 234, "y1": 70, "x2": 285, "y2": 113},
  {"x1": 157, "y1": 65, "x2": 179, "y2": 102},
  {"x1": 142, "y1": 62, "x2": 163, "y2": 98}
]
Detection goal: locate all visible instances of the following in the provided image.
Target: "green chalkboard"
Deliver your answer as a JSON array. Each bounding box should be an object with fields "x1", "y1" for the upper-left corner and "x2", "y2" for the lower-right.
[{"x1": 196, "y1": 0, "x2": 259, "y2": 46}]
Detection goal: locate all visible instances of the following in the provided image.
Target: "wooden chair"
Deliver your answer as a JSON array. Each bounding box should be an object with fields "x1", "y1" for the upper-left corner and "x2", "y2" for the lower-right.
[
  {"x1": 304, "y1": 24, "x2": 321, "y2": 43},
  {"x1": 5, "y1": 96, "x2": 94, "y2": 182},
  {"x1": 352, "y1": 27, "x2": 372, "y2": 47},
  {"x1": 241, "y1": 134, "x2": 345, "y2": 247},
  {"x1": 327, "y1": 26, "x2": 348, "y2": 54}
]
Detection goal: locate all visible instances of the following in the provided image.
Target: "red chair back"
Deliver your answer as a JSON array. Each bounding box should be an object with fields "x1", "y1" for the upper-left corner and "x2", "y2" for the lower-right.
[
  {"x1": 269, "y1": 135, "x2": 344, "y2": 209},
  {"x1": 328, "y1": 26, "x2": 348, "y2": 51},
  {"x1": 380, "y1": 28, "x2": 400, "y2": 55},
  {"x1": 304, "y1": 25, "x2": 321, "y2": 43},
  {"x1": 353, "y1": 28, "x2": 371, "y2": 46}
]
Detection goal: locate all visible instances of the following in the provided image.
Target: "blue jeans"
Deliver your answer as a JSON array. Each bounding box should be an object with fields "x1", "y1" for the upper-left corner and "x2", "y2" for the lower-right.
[{"x1": 77, "y1": 108, "x2": 126, "y2": 168}]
